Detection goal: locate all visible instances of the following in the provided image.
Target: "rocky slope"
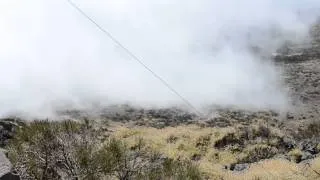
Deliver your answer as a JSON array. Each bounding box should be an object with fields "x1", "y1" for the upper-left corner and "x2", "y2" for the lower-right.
[{"x1": 273, "y1": 22, "x2": 320, "y2": 124}]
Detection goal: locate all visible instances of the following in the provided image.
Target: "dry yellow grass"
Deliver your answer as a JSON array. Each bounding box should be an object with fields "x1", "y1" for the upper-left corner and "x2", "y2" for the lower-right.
[
  {"x1": 110, "y1": 124, "x2": 320, "y2": 180},
  {"x1": 225, "y1": 159, "x2": 305, "y2": 180},
  {"x1": 113, "y1": 124, "x2": 235, "y2": 160}
]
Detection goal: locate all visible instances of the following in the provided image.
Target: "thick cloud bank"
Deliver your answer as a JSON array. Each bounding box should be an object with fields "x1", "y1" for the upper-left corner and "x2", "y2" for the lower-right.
[{"x1": 0, "y1": 0, "x2": 319, "y2": 117}]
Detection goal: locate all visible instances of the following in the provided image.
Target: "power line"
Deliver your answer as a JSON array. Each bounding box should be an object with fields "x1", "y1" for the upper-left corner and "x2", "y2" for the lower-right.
[{"x1": 66, "y1": 0, "x2": 202, "y2": 116}]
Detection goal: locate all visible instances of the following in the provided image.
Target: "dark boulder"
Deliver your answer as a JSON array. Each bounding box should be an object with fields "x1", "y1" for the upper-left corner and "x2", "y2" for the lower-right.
[
  {"x1": 230, "y1": 163, "x2": 249, "y2": 171},
  {"x1": 0, "y1": 150, "x2": 20, "y2": 180},
  {"x1": 0, "y1": 173, "x2": 20, "y2": 180}
]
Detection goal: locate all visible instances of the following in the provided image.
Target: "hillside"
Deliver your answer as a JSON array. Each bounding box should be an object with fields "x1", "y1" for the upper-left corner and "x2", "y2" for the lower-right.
[{"x1": 1, "y1": 23, "x2": 320, "y2": 180}]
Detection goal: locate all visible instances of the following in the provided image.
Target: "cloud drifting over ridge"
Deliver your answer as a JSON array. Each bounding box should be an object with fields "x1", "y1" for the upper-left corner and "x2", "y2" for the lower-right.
[{"x1": 0, "y1": 0, "x2": 319, "y2": 117}]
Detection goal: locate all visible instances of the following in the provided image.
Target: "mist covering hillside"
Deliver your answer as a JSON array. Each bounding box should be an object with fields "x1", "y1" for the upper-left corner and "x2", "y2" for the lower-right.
[
  {"x1": 1, "y1": 1, "x2": 320, "y2": 180},
  {"x1": 0, "y1": 0, "x2": 320, "y2": 118}
]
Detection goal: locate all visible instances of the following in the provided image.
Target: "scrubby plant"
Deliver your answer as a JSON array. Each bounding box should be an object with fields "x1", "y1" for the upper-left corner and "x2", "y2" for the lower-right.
[
  {"x1": 214, "y1": 132, "x2": 242, "y2": 149},
  {"x1": 7, "y1": 120, "x2": 99, "y2": 179},
  {"x1": 195, "y1": 134, "x2": 211, "y2": 151},
  {"x1": 294, "y1": 121, "x2": 320, "y2": 139},
  {"x1": 288, "y1": 148, "x2": 303, "y2": 163},
  {"x1": 254, "y1": 125, "x2": 271, "y2": 139},
  {"x1": 306, "y1": 121, "x2": 320, "y2": 138},
  {"x1": 167, "y1": 134, "x2": 179, "y2": 144},
  {"x1": 7, "y1": 120, "x2": 203, "y2": 180},
  {"x1": 238, "y1": 145, "x2": 278, "y2": 164},
  {"x1": 238, "y1": 124, "x2": 272, "y2": 141},
  {"x1": 142, "y1": 157, "x2": 202, "y2": 180}
]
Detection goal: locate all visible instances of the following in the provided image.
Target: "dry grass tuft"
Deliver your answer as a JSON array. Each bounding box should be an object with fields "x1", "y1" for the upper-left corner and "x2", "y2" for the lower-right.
[{"x1": 112, "y1": 123, "x2": 320, "y2": 180}]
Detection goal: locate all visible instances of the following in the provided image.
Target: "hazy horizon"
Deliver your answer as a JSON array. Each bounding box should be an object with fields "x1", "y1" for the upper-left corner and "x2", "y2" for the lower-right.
[{"x1": 0, "y1": 0, "x2": 320, "y2": 118}]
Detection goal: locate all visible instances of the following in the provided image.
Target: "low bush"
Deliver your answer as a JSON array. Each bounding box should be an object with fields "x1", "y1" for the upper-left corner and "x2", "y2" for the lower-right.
[
  {"x1": 238, "y1": 145, "x2": 278, "y2": 164},
  {"x1": 288, "y1": 148, "x2": 303, "y2": 163},
  {"x1": 7, "y1": 120, "x2": 203, "y2": 180},
  {"x1": 214, "y1": 133, "x2": 242, "y2": 149}
]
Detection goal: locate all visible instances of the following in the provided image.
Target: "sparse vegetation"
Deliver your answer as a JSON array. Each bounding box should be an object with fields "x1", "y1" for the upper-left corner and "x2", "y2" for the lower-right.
[
  {"x1": 2, "y1": 106, "x2": 320, "y2": 180},
  {"x1": 6, "y1": 120, "x2": 203, "y2": 180}
]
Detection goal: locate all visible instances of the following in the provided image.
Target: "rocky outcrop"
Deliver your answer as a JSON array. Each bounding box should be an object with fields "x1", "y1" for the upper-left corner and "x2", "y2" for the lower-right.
[
  {"x1": 0, "y1": 150, "x2": 19, "y2": 180},
  {"x1": 0, "y1": 118, "x2": 24, "y2": 147},
  {"x1": 0, "y1": 119, "x2": 22, "y2": 179},
  {"x1": 0, "y1": 150, "x2": 11, "y2": 178}
]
